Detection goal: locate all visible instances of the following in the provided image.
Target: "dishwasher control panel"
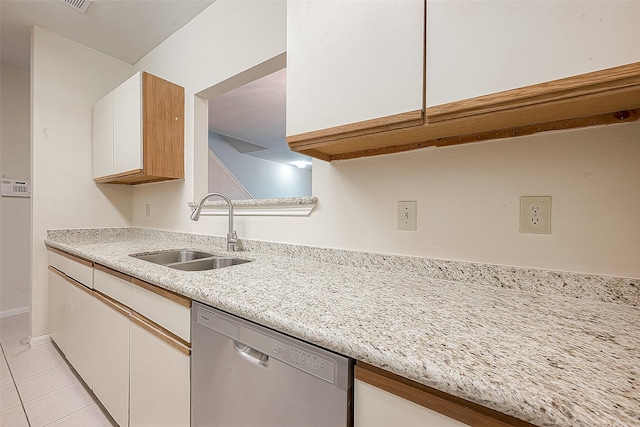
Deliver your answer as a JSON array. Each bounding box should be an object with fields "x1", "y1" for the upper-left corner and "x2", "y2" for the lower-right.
[{"x1": 196, "y1": 306, "x2": 337, "y2": 384}]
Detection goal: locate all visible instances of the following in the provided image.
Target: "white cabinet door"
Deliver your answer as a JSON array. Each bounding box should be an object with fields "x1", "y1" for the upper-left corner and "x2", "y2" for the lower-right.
[
  {"x1": 48, "y1": 268, "x2": 67, "y2": 352},
  {"x1": 355, "y1": 380, "x2": 469, "y2": 427},
  {"x1": 286, "y1": 0, "x2": 424, "y2": 136},
  {"x1": 93, "y1": 294, "x2": 130, "y2": 427},
  {"x1": 64, "y1": 277, "x2": 94, "y2": 389},
  {"x1": 129, "y1": 318, "x2": 190, "y2": 427},
  {"x1": 426, "y1": 1, "x2": 640, "y2": 107},
  {"x1": 92, "y1": 92, "x2": 114, "y2": 179},
  {"x1": 113, "y1": 72, "x2": 143, "y2": 175}
]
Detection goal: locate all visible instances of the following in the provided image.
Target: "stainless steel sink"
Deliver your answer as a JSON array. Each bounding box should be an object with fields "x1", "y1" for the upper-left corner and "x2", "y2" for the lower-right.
[
  {"x1": 133, "y1": 250, "x2": 214, "y2": 265},
  {"x1": 130, "y1": 250, "x2": 251, "y2": 271},
  {"x1": 169, "y1": 257, "x2": 251, "y2": 271}
]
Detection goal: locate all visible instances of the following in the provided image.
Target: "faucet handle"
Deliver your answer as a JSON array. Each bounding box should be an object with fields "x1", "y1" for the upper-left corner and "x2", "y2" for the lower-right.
[{"x1": 227, "y1": 231, "x2": 239, "y2": 251}]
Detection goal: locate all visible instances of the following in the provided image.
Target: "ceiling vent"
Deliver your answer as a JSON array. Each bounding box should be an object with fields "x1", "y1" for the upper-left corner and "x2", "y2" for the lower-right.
[{"x1": 58, "y1": 0, "x2": 93, "y2": 13}]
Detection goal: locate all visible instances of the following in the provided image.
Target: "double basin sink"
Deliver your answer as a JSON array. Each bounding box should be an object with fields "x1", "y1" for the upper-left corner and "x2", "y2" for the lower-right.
[{"x1": 131, "y1": 250, "x2": 251, "y2": 271}]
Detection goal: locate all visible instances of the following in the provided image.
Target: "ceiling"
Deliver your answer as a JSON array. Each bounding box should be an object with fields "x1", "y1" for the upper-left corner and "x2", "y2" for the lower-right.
[
  {"x1": 208, "y1": 68, "x2": 310, "y2": 168},
  {"x1": 0, "y1": 0, "x2": 214, "y2": 69}
]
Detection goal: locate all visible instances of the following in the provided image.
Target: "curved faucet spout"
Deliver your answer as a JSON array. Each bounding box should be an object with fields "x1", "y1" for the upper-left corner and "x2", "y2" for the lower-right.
[{"x1": 190, "y1": 192, "x2": 239, "y2": 251}]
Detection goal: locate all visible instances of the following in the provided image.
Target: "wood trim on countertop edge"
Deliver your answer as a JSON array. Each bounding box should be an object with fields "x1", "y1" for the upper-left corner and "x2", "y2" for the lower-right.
[
  {"x1": 131, "y1": 277, "x2": 192, "y2": 309},
  {"x1": 130, "y1": 311, "x2": 191, "y2": 356},
  {"x1": 46, "y1": 245, "x2": 93, "y2": 268},
  {"x1": 48, "y1": 266, "x2": 93, "y2": 296},
  {"x1": 355, "y1": 362, "x2": 537, "y2": 427}
]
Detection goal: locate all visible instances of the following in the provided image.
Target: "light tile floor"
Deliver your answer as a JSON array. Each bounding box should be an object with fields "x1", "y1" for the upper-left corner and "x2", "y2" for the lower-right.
[{"x1": 0, "y1": 313, "x2": 117, "y2": 426}]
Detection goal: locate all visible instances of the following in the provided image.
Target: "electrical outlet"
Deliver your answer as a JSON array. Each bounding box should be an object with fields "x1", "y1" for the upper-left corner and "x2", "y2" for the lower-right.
[
  {"x1": 520, "y1": 196, "x2": 551, "y2": 234},
  {"x1": 398, "y1": 201, "x2": 417, "y2": 231},
  {"x1": 145, "y1": 203, "x2": 151, "y2": 217}
]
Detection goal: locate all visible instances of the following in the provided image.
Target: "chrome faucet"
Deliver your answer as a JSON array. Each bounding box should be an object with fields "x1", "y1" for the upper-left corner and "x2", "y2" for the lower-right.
[{"x1": 190, "y1": 192, "x2": 239, "y2": 252}]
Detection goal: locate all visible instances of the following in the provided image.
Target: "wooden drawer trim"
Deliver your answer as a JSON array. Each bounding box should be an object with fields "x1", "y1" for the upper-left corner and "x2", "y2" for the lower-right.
[
  {"x1": 94, "y1": 289, "x2": 131, "y2": 318},
  {"x1": 46, "y1": 246, "x2": 93, "y2": 267},
  {"x1": 356, "y1": 362, "x2": 535, "y2": 427},
  {"x1": 131, "y1": 278, "x2": 191, "y2": 309},
  {"x1": 94, "y1": 263, "x2": 132, "y2": 283},
  {"x1": 130, "y1": 311, "x2": 191, "y2": 356},
  {"x1": 49, "y1": 266, "x2": 93, "y2": 295}
]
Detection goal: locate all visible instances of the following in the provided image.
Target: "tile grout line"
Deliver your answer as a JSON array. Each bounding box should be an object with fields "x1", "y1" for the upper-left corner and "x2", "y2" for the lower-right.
[
  {"x1": 40, "y1": 400, "x2": 97, "y2": 427},
  {"x1": 0, "y1": 341, "x2": 32, "y2": 427}
]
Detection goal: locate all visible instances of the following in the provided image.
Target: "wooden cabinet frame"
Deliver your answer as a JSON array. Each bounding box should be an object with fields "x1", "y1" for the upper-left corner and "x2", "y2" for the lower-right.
[
  {"x1": 289, "y1": 62, "x2": 640, "y2": 161},
  {"x1": 94, "y1": 72, "x2": 185, "y2": 185}
]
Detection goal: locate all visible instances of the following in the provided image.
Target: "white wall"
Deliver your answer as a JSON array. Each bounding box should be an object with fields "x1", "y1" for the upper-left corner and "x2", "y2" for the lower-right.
[
  {"x1": 1, "y1": 63, "x2": 31, "y2": 316},
  {"x1": 208, "y1": 132, "x2": 312, "y2": 199},
  {"x1": 127, "y1": 0, "x2": 640, "y2": 279},
  {"x1": 130, "y1": 0, "x2": 287, "y2": 232},
  {"x1": 30, "y1": 27, "x2": 134, "y2": 337}
]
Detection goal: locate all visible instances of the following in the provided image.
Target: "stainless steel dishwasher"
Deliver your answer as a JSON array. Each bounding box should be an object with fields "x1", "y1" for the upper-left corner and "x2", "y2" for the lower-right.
[{"x1": 191, "y1": 301, "x2": 353, "y2": 427}]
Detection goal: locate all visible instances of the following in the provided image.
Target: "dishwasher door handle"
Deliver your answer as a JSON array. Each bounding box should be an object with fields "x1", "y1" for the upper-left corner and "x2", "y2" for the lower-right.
[{"x1": 233, "y1": 340, "x2": 270, "y2": 367}]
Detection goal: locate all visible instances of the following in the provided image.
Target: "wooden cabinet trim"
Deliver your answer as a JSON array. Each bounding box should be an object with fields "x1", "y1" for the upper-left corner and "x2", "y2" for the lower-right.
[
  {"x1": 289, "y1": 62, "x2": 640, "y2": 161},
  {"x1": 92, "y1": 71, "x2": 185, "y2": 185},
  {"x1": 95, "y1": 263, "x2": 133, "y2": 283},
  {"x1": 94, "y1": 289, "x2": 131, "y2": 318},
  {"x1": 427, "y1": 62, "x2": 640, "y2": 123},
  {"x1": 356, "y1": 362, "x2": 536, "y2": 427},
  {"x1": 46, "y1": 246, "x2": 93, "y2": 267},
  {"x1": 286, "y1": 109, "x2": 424, "y2": 154},
  {"x1": 142, "y1": 72, "x2": 185, "y2": 180},
  {"x1": 93, "y1": 168, "x2": 143, "y2": 184},
  {"x1": 131, "y1": 277, "x2": 192, "y2": 309},
  {"x1": 130, "y1": 311, "x2": 191, "y2": 356},
  {"x1": 48, "y1": 266, "x2": 93, "y2": 296}
]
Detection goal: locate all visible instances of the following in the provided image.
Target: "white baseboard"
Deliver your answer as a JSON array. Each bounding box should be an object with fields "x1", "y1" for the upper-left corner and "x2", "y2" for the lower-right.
[
  {"x1": 30, "y1": 334, "x2": 52, "y2": 347},
  {"x1": 0, "y1": 306, "x2": 30, "y2": 318}
]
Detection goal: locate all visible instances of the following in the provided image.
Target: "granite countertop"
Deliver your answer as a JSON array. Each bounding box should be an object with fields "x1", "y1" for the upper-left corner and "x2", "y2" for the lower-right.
[{"x1": 44, "y1": 228, "x2": 639, "y2": 427}]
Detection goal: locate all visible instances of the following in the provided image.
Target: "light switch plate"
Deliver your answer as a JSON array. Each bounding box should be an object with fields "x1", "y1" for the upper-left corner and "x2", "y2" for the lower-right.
[
  {"x1": 398, "y1": 201, "x2": 417, "y2": 231},
  {"x1": 520, "y1": 196, "x2": 551, "y2": 234}
]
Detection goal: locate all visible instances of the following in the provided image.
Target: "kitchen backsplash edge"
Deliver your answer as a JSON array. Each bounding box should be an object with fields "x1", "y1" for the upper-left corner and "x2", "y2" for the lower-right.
[{"x1": 46, "y1": 227, "x2": 639, "y2": 307}]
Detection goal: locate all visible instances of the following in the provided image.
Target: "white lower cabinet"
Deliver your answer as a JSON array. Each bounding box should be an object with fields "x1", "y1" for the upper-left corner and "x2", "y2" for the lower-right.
[
  {"x1": 65, "y1": 277, "x2": 94, "y2": 389},
  {"x1": 93, "y1": 293, "x2": 130, "y2": 427},
  {"x1": 129, "y1": 317, "x2": 190, "y2": 427},
  {"x1": 49, "y1": 254, "x2": 192, "y2": 427},
  {"x1": 48, "y1": 267, "x2": 67, "y2": 351},
  {"x1": 93, "y1": 265, "x2": 190, "y2": 427},
  {"x1": 355, "y1": 379, "x2": 468, "y2": 427},
  {"x1": 48, "y1": 265, "x2": 93, "y2": 388}
]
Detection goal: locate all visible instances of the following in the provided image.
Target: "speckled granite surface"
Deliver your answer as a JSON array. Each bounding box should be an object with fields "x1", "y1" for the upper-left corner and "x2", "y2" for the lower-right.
[
  {"x1": 45, "y1": 228, "x2": 640, "y2": 427},
  {"x1": 186, "y1": 196, "x2": 318, "y2": 209}
]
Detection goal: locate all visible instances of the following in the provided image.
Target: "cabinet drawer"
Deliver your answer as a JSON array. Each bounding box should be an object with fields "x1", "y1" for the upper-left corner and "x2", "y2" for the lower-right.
[
  {"x1": 48, "y1": 248, "x2": 93, "y2": 288},
  {"x1": 94, "y1": 265, "x2": 131, "y2": 307},
  {"x1": 131, "y1": 278, "x2": 191, "y2": 343}
]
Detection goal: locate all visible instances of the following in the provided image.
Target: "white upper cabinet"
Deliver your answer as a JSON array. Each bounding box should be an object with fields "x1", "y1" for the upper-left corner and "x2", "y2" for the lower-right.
[
  {"x1": 113, "y1": 72, "x2": 143, "y2": 175},
  {"x1": 92, "y1": 71, "x2": 184, "y2": 185},
  {"x1": 426, "y1": 1, "x2": 640, "y2": 107},
  {"x1": 92, "y1": 92, "x2": 114, "y2": 179},
  {"x1": 286, "y1": 0, "x2": 425, "y2": 137}
]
